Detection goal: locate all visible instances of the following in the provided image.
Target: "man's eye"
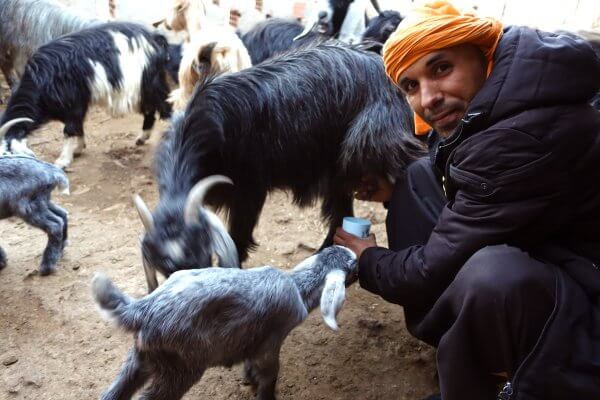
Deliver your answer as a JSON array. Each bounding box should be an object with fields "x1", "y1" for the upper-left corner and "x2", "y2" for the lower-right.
[
  {"x1": 435, "y1": 63, "x2": 452, "y2": 75},
  {"x1": 402, "y1": 81, "x2": 418, "y2": 93}
]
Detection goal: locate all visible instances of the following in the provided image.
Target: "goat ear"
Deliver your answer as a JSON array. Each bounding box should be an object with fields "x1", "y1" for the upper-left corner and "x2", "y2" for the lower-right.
[
  {"x1": 320, "y1": 270, "x2": 347, "y2": 331},
  {"x1": 203, "y1": 209, "x2": 240, "y2": 268}
]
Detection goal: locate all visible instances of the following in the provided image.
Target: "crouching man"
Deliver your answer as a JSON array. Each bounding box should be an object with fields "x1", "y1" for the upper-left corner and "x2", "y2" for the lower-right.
[{"x1": 335, "y1": 2, "x2": 600, "y2": 399}]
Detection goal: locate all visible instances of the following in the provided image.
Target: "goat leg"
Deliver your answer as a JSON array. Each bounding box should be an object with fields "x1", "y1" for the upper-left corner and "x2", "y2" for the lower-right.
[
  {"x1": 318, "y1": 189, "x2": 354, "y2": 251},
  {"x1": 242, "y1": 360, "x2": 259, "y2": 387},
  {"x1": 228, "y1": 190, "x2": 267, "y2": 262},
  {"x1": 136, "y1": 111, "x2": 156, "y2": 145},
  {"x1": 101, "y1": 348, "x2": 151, "y2": 400},
  {"x1": 0, "y1": 245, "x2": 6, "y2": 270},
  {"x1": 138, "y1": 358, "x2": 204, "y2": 400},
  {"x1": 18, "y1": 200, "x2": 64, "y2": 275},
  {"x1": 252, "y1": 349, "x2": 281, "y2": 400},
  {"x1": 48, "y1": 202, "x2": 69, "y2": 249}
]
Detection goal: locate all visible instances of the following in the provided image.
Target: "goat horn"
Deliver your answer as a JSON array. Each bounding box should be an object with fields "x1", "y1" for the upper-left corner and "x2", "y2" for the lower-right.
[
  {"x1": 293, "y1": 22, "x2": 316, "y2": 41},
  {"x1": 184, "y1": 175, "x2": 232, "y2": 225},
  {"x1": 152, "y1": 18, "x2": 165, "y2": 28},
  {"x1": 133, "y1": 194, "x2": 155, "y2": 233},
  {"x1": 0, "y1": 118, "x2": 34, "y2": 139}
]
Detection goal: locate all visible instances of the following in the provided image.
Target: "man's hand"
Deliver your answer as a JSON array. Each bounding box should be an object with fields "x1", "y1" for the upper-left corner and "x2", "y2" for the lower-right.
[
  {"x1": 354, "y1": 175, "x2": 394, "y2": 203},
  {"x1": 333, "y1": 227, "x2": 377, "y2": 260}
]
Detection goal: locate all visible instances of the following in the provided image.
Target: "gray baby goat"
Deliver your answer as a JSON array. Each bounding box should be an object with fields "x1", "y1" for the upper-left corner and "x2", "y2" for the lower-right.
[
  {"x1": 92, "y1": 245, "x2": 357, "y2": 400},
  {"x1": 0, "y1": 118, "x2": 69, "y2": 274}
]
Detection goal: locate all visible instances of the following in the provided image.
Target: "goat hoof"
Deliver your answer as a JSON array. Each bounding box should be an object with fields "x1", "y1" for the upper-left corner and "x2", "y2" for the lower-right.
[
  {"x1": 54, "y1": 159, "x2": 71, "y2": 170},
  {"x1": 242, "y1": 377, "x2": 258, "y2": 387},
  {"x1": 0, "y1": 248, "x2": 6, "y2": 270},
  {"x1": 135, "y1": 137, "x2": 146, "y2": 146},
  {"x1": 39, "y1": 265, "x2": 56, "y2": 276}
]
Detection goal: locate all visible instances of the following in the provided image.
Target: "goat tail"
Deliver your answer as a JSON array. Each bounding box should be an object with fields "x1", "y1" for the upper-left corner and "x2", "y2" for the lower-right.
[
  {"x1": 91, "y1": 273, "x2": 137, "y2": 331},
  {"x1": 53, "y1": 168, "x2": 70, "y2": 196}
]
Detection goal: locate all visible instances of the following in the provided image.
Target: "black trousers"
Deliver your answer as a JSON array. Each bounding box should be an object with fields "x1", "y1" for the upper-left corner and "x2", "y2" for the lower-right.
[{"x1": 388, "y1": 158, "x2": 558, "y2": 400}]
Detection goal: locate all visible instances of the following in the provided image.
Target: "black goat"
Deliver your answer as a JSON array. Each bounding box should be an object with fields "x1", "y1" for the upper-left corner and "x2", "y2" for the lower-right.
[
  {"x1": 361, "y1": 10, "x2": 403, "y2": 54},
  {"x1": 134, "y1": 43, "x2": 424, "y2": 285},
  {"x1": 241, "y1": 18, "x2": 324, "y2": 65},
  {"x1": 0, "y1": 22, "x2": 175, "y2": 169},
  {"x1": 166, "y1": 42, "x2": 183, "y2": 85}
]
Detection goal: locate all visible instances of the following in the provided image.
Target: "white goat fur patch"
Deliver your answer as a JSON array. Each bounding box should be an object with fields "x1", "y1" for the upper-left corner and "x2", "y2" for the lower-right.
[{"x1": 88, "y1": 31, "x2": 155, "y2": 116}]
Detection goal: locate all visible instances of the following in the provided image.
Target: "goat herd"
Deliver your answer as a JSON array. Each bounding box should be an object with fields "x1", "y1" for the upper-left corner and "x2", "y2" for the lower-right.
[{"x1": 0, "y1": 0, "x2": 428, "y2": 399}]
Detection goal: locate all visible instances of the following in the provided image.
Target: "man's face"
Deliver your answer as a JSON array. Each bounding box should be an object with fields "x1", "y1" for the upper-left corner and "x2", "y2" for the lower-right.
[{"x1": 398, "y1": 44, "x2": 487, "y2": 137}]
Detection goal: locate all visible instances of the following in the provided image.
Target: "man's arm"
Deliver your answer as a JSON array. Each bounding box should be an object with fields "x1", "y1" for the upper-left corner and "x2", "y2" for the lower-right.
[{"x1": 356, "y1": 128, "x2": 564, "y2": 309}]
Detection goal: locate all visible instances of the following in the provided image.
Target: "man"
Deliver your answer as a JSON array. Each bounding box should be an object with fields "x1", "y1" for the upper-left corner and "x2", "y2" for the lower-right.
[{"x1": 334, "y1": 1, "x2": 600, "y2": 399}]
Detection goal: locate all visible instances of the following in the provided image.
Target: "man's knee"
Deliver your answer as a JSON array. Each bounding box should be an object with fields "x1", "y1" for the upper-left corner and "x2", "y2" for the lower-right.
[{"x1": 455, "y1": 245, "x2": 555, "y2": 305}]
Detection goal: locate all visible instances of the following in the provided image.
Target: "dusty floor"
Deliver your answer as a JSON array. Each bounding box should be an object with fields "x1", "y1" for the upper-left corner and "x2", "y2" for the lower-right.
[{"x1": 0, "y1": 103, "x2": 438, "y2": 399}]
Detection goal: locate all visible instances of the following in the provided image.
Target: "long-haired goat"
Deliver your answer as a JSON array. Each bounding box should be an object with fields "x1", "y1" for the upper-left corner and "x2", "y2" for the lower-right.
[
  {"x1": 0, "y1": 0, "x2": 100, "y2": 89},
  {"x1": 361, "y1": 10, "x2": 403, "y2": 53},
  {"x1": 0, "y1": 119, "x2": 69, "y2": 275},
  {"x1": 92, "y1": 245, "x2": 357, "y2": 400},
  {"x1": 133, "y1": 175, "x2": 240, "y2": 292},
  {"x1": 134, "y1": 43, "x2": 424, "y2": 289},
  {"x1": 168, "y1": 26, "x2": 252, "y2": 110},
  {"x1": 0, "y1": 22, "x2": 175, "y2": 169}
]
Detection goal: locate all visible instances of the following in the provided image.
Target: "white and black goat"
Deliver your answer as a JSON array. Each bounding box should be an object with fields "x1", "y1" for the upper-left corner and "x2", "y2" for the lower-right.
[
  {"x1": 0, "y1": 119, "x2": 69, "y2": 275},
  {"x1": 134, "y1": 43, "x2": 424, "y2": 288},
  {"x1": 92, "y1": 245, "x2": 357, "y2": 400},
  {"x1": 297, "y1": 0, "x2": 380, "y2": 44},
  {"x1": 0, "y1": 0, "x2": 100, "y2": 90},
  {"x1": 0, "y1": 22, "x2": 176, "y2": 169}
]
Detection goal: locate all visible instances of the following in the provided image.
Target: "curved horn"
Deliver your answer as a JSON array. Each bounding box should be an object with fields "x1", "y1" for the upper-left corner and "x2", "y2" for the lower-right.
[
  {"x1": 293, "y1": 21, "x2": 317, "y2": 41},
  {"x1": 183, "y1": 175, "x2": 233, "y2": 225},
  {"x1": 0, "y1": 117, "x2": 34, "y2": 139},
  {"x1": 133, "y1": 194, "x2": 155, "y2": 233},
  {"x1": 152, "y1": 18, "x2": 165, "y2": 28}
]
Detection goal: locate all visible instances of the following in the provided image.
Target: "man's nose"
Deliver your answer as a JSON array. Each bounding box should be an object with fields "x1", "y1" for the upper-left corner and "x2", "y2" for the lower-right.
[{"x1": 420, "y1": 80, "x2": 443, "y2": 111}]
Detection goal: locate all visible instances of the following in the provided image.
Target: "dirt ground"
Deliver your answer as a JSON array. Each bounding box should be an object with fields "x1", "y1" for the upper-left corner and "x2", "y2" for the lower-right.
[{"x1": 0, "y1": 98, "x2": 438, "y2": 399}]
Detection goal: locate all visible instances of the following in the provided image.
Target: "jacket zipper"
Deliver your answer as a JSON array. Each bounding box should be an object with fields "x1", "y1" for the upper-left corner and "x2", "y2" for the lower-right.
[
  {"x1": 498, "y1": 267, "x2": 561, "y2": 400},
  {"x1": 498, "y1": 382, "x2": 513, "y2": 400}
]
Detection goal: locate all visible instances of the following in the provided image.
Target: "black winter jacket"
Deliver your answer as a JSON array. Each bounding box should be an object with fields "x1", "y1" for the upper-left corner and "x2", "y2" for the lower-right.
[
  {"x1": 360, "y1": 25, "x2": 600, "y2": 309},
  {"x1": 359, "y1": 26, "x2": 600, "y2": 398}
]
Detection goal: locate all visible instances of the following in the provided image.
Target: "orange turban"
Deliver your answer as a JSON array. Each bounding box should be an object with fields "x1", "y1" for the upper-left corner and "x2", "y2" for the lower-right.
[{"x1": 383, "y1": 1, "x2": 503, "y2": 135}]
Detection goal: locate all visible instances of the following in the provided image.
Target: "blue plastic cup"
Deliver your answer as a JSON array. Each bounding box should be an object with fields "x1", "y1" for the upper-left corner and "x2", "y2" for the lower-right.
[{"x1": 342, "y1": 217, "x2": 371, "y2": 238}]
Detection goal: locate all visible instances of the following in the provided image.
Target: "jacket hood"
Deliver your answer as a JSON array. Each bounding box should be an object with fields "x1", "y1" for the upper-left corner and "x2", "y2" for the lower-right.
[{"x1": 467, "y1": 25, "x2": 600, "y2": 128}]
